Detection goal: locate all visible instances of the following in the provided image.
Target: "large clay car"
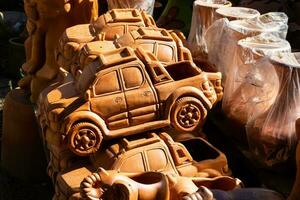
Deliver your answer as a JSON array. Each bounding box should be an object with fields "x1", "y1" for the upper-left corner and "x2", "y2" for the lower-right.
[
  {"x1": 56, "y1": 8, "x2": 156, "y2": 69},
  {"x1": 54, "y1": 132, "x2": 232, "y2": 199},
  {"x1": 39, "y1": 47, "x2": 222, "y2": 156}
]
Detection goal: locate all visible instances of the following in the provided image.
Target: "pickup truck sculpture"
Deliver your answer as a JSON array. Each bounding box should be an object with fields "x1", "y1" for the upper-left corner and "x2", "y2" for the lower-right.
[
  {"x1": 53, "y1": 132, "x2": 236, "y2": 199},
  {"x1": 38, "y1": 47, "x2": 222, "y2": 156},
  {"x1": 91, "y1": 132, "x2": 229, "y2": 177}
]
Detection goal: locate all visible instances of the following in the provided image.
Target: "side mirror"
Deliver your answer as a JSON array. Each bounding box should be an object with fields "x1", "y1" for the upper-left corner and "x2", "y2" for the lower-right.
[{"x1": 84, "y1": 90, "x2": 91, "y2": 101}]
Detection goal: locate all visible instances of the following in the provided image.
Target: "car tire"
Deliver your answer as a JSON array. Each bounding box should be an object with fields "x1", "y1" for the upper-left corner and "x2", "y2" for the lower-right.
[
  {"x1": 171, "y1": 96, "x2": 207, "y2": 132},
  {"x1": 68, "y1": 122, "x2": 103, "y2": 156}
]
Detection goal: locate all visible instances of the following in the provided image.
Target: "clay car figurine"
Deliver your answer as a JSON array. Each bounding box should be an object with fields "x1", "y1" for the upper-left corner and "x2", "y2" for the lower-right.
[
  {"x1": 91, "y1": 132, "x2": 230, "y2": 177},
  {"x1": 38, "y1": 47, "x2": 222, "y2": 156},
  {"x1": 56, "y1": 8, "x2": 156, "y2": 70},
  {"x1": 53, "y1": 133, "x2": 238, "y2": 199},
  {"x1": 75, "y1": 27, "x2": 191, "y2": 75}
]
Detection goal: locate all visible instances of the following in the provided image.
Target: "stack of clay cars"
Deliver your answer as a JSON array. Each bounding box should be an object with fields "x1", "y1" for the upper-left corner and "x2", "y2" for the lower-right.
[{"x1": 36, "y1": 8, "x2": 241, "y2": 200}]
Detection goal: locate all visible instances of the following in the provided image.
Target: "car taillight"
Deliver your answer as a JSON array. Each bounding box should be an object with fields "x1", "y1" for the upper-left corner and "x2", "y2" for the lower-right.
[
  {"x1": 216, "y1": 79, "x2": 221, "y2": 87},
  {"x1": 202, "y1": 81, "x2": 210, "y2": 91}
]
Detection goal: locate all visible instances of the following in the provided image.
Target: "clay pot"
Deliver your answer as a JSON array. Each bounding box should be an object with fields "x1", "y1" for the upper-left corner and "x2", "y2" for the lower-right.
[
  {"x1": 222, "y1": 33, "x2": 291, "y2": 126},
  {"x1": 205, "y1": 12, "x2": 288, "y2": 81},
  {"x1": 215, "y1": 7, "x2": 260, "y2": 21},
  {"x1": 187, "y1": 0, "x2": 232, "y2": 62},
  {"x1": 1, "y1": 88, "x2": 47, "y2": 181},
  {"x1": 246, "y1": 52, "x2": 300, "y2": 166}
]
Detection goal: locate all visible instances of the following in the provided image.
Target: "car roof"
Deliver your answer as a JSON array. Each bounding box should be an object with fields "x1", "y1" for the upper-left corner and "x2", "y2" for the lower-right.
[{"x1": 108, "y1": 133, "x2": 164, "y2": 155}]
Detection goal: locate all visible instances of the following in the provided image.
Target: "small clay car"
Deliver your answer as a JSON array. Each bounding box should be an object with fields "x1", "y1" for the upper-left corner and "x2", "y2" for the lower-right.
[
  {"x1": 53, "y1": 133, "x2": 235, "y2": 199},
  {"x1": 91, "y1": 132, "x2": 230, "y2": 177},
  {"x1": 56, "y1": 8, "x2": 156, "y2": 69},
  {"x1": 39, "y1": 47, "x2": 222, "y2": 156},
  {"x1": 76, "y1": 27, "x2": 191, "y2": 71}
]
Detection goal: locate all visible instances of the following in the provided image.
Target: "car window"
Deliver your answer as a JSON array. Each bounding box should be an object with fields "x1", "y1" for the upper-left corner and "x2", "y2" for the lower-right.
[
  {"x1": 94, "y1": 71, "x2": 120, "y2": 95},
  {"x1": 119, "y1": 153, "x2": 145, "y2": 173},
  {"x1": 140, "y1": 43, "x2": 155, "y2": 53},
  {"x1": 104, "y1": 26, "x2": 124, "y2": 39},
  {"x1": 121, "y1": 66, "x2": 144, "y2": 89},
  {"x1": 157, "y1": 44, "x2": 174, "y2": 63},
  {"x1": 147, "y1": 148, "x2": 168, "y2": 171}
]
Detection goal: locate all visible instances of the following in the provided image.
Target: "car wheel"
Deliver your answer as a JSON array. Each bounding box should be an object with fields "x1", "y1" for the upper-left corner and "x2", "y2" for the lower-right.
[
  {"x1": 68, "y1": 122, "x2": 103, "y2": 156},
  {"x1": 171, "y1": 97, "x2": 207, "y2": 132}
]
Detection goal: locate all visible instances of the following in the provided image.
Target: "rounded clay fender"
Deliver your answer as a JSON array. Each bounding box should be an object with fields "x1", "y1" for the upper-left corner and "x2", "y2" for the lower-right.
[
  {"x1": 62, "y1": 111, "x2": 109, "y2": 136},
  {"x1": 164, "y1": 86, "x2": 212, "y2": 120}
]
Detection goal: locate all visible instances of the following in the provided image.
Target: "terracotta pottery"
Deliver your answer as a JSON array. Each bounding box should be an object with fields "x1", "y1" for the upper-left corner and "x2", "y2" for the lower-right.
[
  {"x1": 19, "y1": 0, "x2": 99, "y2": 102},
  {"x1": 78, "y1": 169, "x2": 239, "y2": 200},
  {"x1": 187, "y1": 0, "x2": 232, "y2": 62},
  {"x1": 222, "y1": 33, "x2": 291, "y2": 126},
  {"x1": 37, "y1": 46, "x2": 222, "y2": 158},
  {"x1": 1, "y1": 88, "x2": 47, "y2": 181},
  {"x1": 56, "y1": 9, "x2": 156, "y2": 72},
  {"x1": 246, "y1": 52, "x2": 300, "y2": 166},
  {"x1": 215, "y1": 7, "x2": 260, "y2": 21},
  {"x1": 90, "y1": 132, "x2": 230, "y2": 178},
  {"x1": 205, "y1": 12, "x2": 288, "y2": 76},
  {"x1": 63, "y1": 27, "x2": 192, "y2": 78},
  {"x1": 53, "y1": 132, "x2": 239, "y2": 199}
]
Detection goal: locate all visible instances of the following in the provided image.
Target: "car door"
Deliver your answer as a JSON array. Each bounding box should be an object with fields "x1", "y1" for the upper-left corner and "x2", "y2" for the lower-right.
[
  {"x1": 90, "y1": 69, "x2": 129, "y2": 130},
  {"x1": 120, "y1": 65, "x2": 158, "y2": 126},
  {"x1": 144, "y1": 147, "x2": 177, "y2": 174},
  {"x1": 117, "y1": 152, "x2": 147, "y2": 173}
]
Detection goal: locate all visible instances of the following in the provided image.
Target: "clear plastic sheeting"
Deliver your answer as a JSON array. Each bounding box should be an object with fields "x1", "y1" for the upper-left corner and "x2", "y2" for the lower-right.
[
  {"x1": 215, "y1": 7, "x2": 260, "y2": 21},
  {"x1": 187, "y1": 0, "x2": 232, "y2": 62},
  {"x1": 246, "y1": 52, "x2": 300, "y2": 166},
  {"x1": 107, "y1": 0, "x2": 155, "y2": 15},
  {"x1": 205, "y1": 12, "x2": 288, "y2": 79},
  {"x1": 228, "y1": 13, "x2": 288, "y2": 39},
  {"x1": 222, "y1": 33, "x2": 291, "y2": 126}
]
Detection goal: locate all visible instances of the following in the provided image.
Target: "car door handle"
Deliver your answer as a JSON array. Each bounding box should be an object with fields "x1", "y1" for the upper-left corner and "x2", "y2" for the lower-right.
[
  {"x1": 115, "y1": 97, "x2": 123, "y2": 103},
  {"x1": 143, "y1": 91, "x2": 152, "y2": 97}
]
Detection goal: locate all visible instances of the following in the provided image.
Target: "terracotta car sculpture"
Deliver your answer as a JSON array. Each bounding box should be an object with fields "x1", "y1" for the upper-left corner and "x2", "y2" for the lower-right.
[
  {"x1": 54, "y1": 133, "x2": 237, "y2": 199},
  {"x1": 90, "y1": 132, "x2": 230, "y2": 177},
  {"x1": 75, "y1": 27, "x2": 192, "y2": 76},
  {"x1": 38, "y1": 46, "x2": 222, "y2": 156},
  {"x1": 56, "y1": 8, "x2": 156, "y2": 70}
]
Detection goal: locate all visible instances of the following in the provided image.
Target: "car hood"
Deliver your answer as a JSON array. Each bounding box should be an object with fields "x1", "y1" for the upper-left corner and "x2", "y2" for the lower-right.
[{"x1": 45, "y1": 81, "x2": 83, "y2": 112}]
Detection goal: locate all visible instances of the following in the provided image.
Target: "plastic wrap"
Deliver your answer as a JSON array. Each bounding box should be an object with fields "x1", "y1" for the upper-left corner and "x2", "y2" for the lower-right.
[
  {"x1": 107, "y1": 0, "x2": 155, "y2": 15},
  {"x1": 205, "y1": 12, "x2": 288, "y2": 79},
  {"x1": 246, "y1": 52, "x2": 300, "y2": 166},
  {"x1": 215, "y1": 7, "x2": 260, "y2": 21},
  {"x1": 187, "y1": 0, "x2": 232, "y2": 62},
  {"x1": 222, "y1": 33, "x2": 291, "y2": 126}
]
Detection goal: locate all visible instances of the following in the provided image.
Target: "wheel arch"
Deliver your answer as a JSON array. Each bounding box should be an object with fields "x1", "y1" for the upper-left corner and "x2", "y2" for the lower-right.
[
  {"x1": 164, "y1": 86, "x2": 212, "y2": 120},
  {"x1": 62, "y1": 111, "x2": 109, "y2": 136}
]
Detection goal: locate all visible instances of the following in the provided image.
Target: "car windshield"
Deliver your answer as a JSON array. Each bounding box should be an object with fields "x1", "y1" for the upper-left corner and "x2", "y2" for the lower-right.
[
  {"x1": 115, "y1": 33, "x2": 135, "y2": 47},
  {"x1": 90, "y1": 148, "x2": 117, "y2": 170},
  {"x1": 76, "y1": 63, "x2": 98, "y2": 94}
]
